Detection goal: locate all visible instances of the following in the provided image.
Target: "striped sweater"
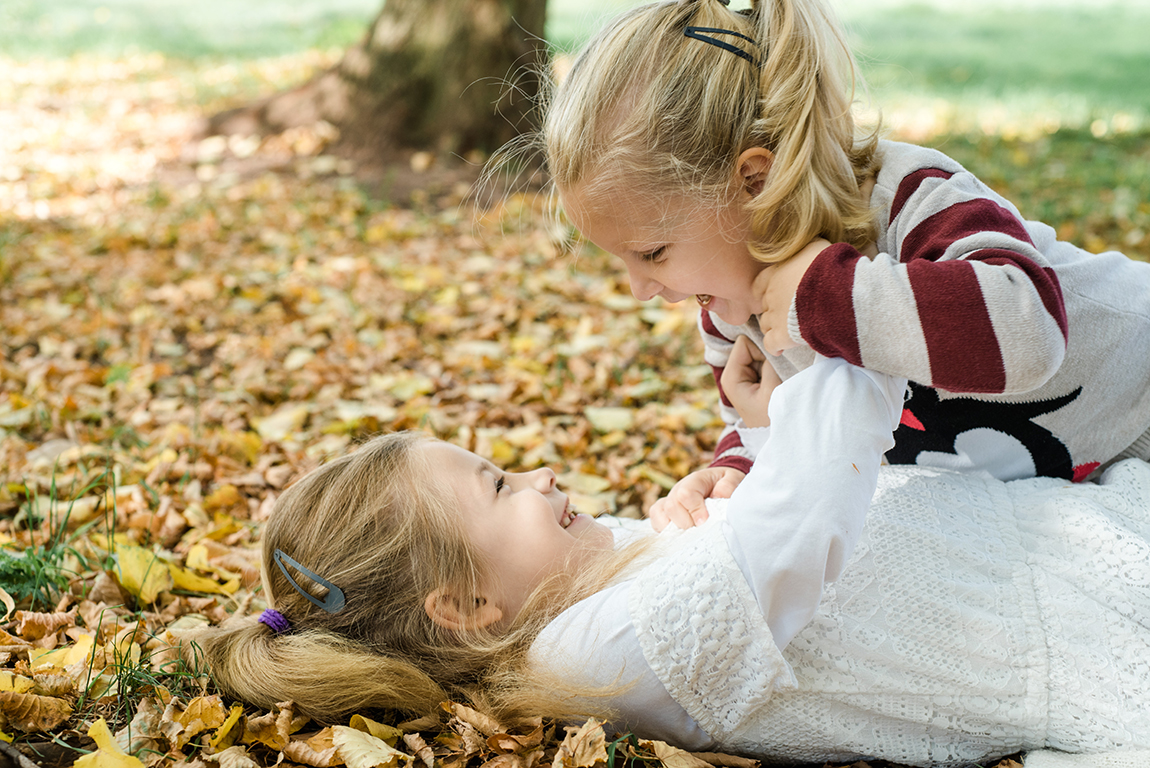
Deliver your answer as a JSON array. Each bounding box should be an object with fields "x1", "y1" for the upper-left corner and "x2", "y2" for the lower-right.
[{"x1": 704, "y1": 140, "x2": 1150, "y2": 482}]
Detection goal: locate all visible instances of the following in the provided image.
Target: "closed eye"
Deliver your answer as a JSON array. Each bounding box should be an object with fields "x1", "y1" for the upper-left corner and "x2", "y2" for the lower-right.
[{"x1": 638, "y1": 246, "x2": 667, "y2": 264}]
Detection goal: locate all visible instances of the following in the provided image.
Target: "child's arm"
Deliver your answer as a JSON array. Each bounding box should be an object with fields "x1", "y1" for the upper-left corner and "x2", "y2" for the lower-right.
[
  {"x1": 648, "y1": 336, "x2": 782, "y2": 531},
  {"x1": 723, "y1": 356, "x2": 906, "y2": 648},
  {"x1": 753, "y1": 167, "x2": 1068, "y2": 395}
]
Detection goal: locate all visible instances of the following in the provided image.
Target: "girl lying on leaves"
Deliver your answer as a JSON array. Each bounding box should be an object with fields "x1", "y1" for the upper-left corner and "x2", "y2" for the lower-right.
[{"x1": 187, "y1": 352, "x2": 1150, "y2": 768}]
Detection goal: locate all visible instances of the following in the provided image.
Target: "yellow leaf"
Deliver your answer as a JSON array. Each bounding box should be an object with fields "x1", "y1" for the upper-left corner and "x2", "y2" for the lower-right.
[
  {"x1": 584, "y1": 407, "x2": 634, "y2": 433},
  {"x1": 636, "y1": 465, "x2": 677, "y2": 491},
  {"x1": 209, "y1": 704, "x2": 245, "y2": 752},
  {"x1": 29, "y1": 633, "x2": 94, "y2": 671},
  {"x1": 185, "y1": 543, "x2": 242, "y2": 581},
  {"x1": 203, "y1": 486, "x2": 244, "y2": 514},
  {"x1": 253, "y1": 404, "x2": 310, "y2": 443},
  {"x1": 0, "y1": 588, "x2": 13, "y2": 622},
  {"x1": 0, "y1": 671, "x2": 34, "y2": 694},
  {"x1": 331, "y1": 725, "x2": 412, "y2": 768},
  {"x1": 169, "y1": 563, "x2": 227, "y2": 595},
  {"x1": 347, "y1": 715, "x2": 401, "y2": 746},
  {"x1": 115, "y1": 545, "x2": 174, "y2": 604},
  {"x1": 174, "y1": 695, "x2": 229, "y2": 748}
]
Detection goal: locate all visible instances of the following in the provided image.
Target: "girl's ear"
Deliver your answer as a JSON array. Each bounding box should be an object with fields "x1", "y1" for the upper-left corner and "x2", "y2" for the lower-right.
[
  {"x1": 736, "y1": 147, "x2": 774, "y2": 198},
  {"x1": 424, "y1": 589, "x2": 503, "y2": 631}
]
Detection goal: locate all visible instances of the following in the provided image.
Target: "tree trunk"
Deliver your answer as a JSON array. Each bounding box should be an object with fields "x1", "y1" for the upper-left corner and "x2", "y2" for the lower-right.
[{"x1": 207, "y1": 0, "x2": 547, "y2": 165}]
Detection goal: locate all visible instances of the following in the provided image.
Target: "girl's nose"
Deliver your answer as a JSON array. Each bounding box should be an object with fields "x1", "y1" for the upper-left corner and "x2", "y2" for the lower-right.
[
  {"x1": 529, "y1": 467, "x2": 557, "y2": 492},
  {"x1": 626, "y1": 265, "x2": 661, "y2": 301}
]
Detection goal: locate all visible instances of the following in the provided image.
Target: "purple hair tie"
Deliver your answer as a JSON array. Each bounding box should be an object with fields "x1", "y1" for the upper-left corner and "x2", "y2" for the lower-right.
[{"x1": 258, "y1": 609, "x2": 291, "y2": 634}]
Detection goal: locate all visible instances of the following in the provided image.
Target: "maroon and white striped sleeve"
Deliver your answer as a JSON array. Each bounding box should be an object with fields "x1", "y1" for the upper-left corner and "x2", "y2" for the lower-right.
[
  {"x1": 699, "y1": 310, "x2": 755, "y2": 473},
  {"x1": 794, "y1": 167, "x2": 1068, "y2": 394}
]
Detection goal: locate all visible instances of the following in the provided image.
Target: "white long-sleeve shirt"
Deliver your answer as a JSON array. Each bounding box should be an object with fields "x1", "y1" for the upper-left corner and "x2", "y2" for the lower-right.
[{"x1": 530, "y1": 357, "x2": 1150, "y2": 767}]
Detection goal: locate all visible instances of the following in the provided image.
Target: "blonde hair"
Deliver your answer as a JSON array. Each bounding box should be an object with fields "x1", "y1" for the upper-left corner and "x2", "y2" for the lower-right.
[
  {"x1": 187, "y1": 432, "x2": 644, "y2": 723},
  {"x1": 544, "y1": 0, "x2": 880, "y2": 263}
]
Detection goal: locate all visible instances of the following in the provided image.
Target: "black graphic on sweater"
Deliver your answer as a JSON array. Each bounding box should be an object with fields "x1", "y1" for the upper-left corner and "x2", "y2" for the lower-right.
[{"x1": 886, "y1": 383, "x2": 1087, "y2": 481}]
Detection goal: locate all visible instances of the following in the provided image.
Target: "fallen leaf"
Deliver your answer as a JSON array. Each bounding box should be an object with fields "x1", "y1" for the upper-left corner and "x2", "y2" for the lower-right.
[
  {"x1": 116, "y1": 545, "x2": 175, "y2": 605},
  {"x1": 648, "y1": 742, "x2": 712, "y2": 768},
  {"x1": 551, "y1": 720, "x2": 607, "y2": 768},
  {"x1": 205, "y1": 745, "x2": 262, "y2": 768},
  {"x1": 332, "y1": 725, "x2": 413, "y2": 768},
  {"x1": 0, "y1": 690, "x2": 73, "y2": 732},
  {"x1": 74, "y1": 718, "x2": 145, "y2": 768}
]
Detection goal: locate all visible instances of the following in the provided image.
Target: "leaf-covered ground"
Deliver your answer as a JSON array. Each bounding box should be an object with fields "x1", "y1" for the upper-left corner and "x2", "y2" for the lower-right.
[{"x1": 2, "y1": 51, "x2": 1148, "y2": 768}]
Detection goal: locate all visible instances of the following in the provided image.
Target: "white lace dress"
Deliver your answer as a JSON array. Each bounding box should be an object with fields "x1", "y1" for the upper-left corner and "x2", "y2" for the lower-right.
[{"x1": 531, "y1": 357, "x2": 1150, "y2": 767}]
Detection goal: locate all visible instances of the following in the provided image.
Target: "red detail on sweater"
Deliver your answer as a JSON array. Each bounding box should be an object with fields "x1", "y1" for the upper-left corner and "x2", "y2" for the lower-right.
[
  {"x1": 907, "y1": 258, "x2": 1007, "y2": 393},
  {"x1": 900, "y1": 198, "x2": 1034, "y2": 265},
  {"x1": 890, "y1": 167, "x2": 955, "y2": 223},
  {"x1": 700, "y1": 309, "x2": 734, "y2": 343},
  {"x1": 900, "y1": 408, "x2": 925, "y2": 431},
  {"x1": 794, "y1": 243, "x2": 865, "y2": 366},
  {"x1": 711, "y1": 430, "x2": 752, "y2": 473},
  {"x1": 1072, "y1": 462, "x2": 1101, "y2": 483},
  {"x1": 711, "y1": 364, "x2": 733, "y2": 408},
  {"x1": 711, "y1": 455, "x2": 753, "y2": 474},
  {"x1": 716, "y1": 430, "x2": 744, "y2": 456}
]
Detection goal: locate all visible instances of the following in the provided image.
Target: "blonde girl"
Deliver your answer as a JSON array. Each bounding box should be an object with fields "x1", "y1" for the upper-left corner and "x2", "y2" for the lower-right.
[
  {"x1": 188, "y1": 356, "x2": 1150, "y2": 767},
  {"x1": 543, "y1": 0, "x2": 1150, "y2": 529}
]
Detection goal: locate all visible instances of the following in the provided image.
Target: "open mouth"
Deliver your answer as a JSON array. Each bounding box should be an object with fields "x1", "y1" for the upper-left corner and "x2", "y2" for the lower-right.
[{"x1": 559, "y1": 499, "x2": 577, "y2": 529}]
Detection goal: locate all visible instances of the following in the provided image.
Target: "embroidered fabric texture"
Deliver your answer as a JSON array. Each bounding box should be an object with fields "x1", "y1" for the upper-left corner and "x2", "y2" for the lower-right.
[
  {"x1": 630, "y1": 518, "x2": 798, "y2": 741},
  {"x1": 630, "y1": 461, "x2": 1150, "y2": 767},
  {"x1": 1024, "y1": 748, "x2": 1150, "y2": 767}
]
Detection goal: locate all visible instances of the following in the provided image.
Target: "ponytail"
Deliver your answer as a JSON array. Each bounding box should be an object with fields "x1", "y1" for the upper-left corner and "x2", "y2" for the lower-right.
[
  {"x1": 186, "y1": 618, "x2": 447, "y2": 721},
  {"x1": 744, "y1": 0, "x2": 879, "y2": 262}
]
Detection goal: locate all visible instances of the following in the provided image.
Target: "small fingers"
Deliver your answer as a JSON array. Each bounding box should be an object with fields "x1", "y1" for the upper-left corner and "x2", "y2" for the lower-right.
[{"x1": 711, "y1": 469, "x2": 746, "y2": 499}]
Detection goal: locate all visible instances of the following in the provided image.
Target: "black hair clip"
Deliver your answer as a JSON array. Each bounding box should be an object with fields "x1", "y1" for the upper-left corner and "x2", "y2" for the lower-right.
[
  {"x1": 273, "y1": 548, "x2": 347, "y2": 613},
  {"x1": 684, "y1": 26, "x2": 758, "y2": 66}
]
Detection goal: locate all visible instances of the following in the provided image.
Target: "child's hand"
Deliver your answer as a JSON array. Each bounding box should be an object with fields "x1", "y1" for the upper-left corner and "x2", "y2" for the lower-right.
[
  {"x1": 647, "y1": 467, "x2": 746, "y2": 532},
  {"x1": 752, "y1": 238, "x2": 831, "y2": 356},
  {"x1": 720, "y1": 335, "x2": 783, "y2": 428}
]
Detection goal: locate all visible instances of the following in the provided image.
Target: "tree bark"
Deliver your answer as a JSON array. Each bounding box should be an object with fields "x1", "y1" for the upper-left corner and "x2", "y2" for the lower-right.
[{"x1": 207, "y1": 0, "x2": 547, "y2": 165}]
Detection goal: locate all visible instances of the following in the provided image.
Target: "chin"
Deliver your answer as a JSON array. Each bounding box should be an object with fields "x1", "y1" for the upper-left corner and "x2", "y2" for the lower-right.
[{"x1": 715, "y1": 306, "x2": 752, "y2": 326}]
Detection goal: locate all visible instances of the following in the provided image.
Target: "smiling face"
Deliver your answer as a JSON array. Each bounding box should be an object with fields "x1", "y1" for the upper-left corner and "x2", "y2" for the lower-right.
[
  {"x1": 561, "y1": 183, "x2": 769, "y2": 326},
  {"x1": 423, "y1": 442, "x2": 614, "y2": 624}
]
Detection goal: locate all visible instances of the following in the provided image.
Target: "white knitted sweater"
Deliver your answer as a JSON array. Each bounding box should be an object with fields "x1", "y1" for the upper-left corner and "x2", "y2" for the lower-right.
[{"x1": 532, "y1": 358, "x2": 1150, "y2": 767}]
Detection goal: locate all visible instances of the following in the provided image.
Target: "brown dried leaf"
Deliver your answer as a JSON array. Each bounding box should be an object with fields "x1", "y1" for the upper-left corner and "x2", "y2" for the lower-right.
[
  {"x1": 117, "y1": 697, "x2": 170, "y2": 767},
  {"x1": 551, "y1": 720, "x2": 607, "y2": 768},
  {"x1": 14, "y1": 609, "x2": 76, "y2": 641},
  {"x1": 243, "y1": 700, "x2": 308, "y2": 751},
  {"x1": 401, "y1": 733, "x2": 435, "y2": 768},
  {"x1": 647, "y1": 742, "x2": 712, "y2": 768},
  {"x1": 205, "y1": 746, "x2": 262, "y2": 768},
  {"x1": 444, "y1": 701, "x2": 502, "y2": 737},
  {"x1": 487, "y1": 722, "x2": 544, "y2": 753},
  {"x1": 0, "y1": 689, "x2": 73, "y2": 732},
  {"x1": 684, "y1": 753, "x2": 758, "y2": 768},
  {"x1": 283, "y1": 729, "x2": 341, "y2": 768}
]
